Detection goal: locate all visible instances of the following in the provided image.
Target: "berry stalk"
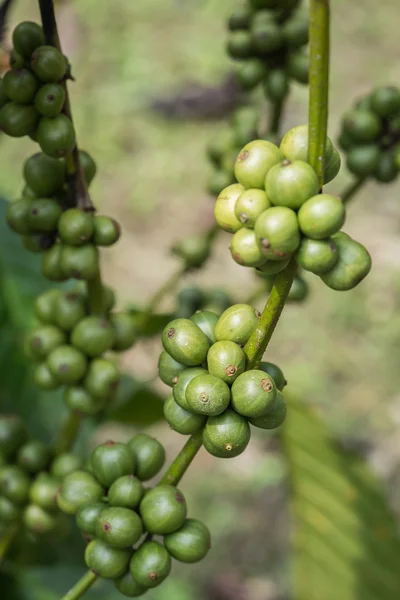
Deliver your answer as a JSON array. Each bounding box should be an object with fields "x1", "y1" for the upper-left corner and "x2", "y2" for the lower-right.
[
  {"x1": 341, "y1": 178, "x2": 366, "y2": 204},
  {"x1": 60, "y1": 570, "x2": 98, "y2": 600},
  {"x1": 268, "y1": 95, "x2": 286, "y2": 137},
  {"x1": 159, "y1": 429, "x2": 203, "y2": 486},
  {"x1": 52, "y1": 411, "x2": 82, "y2": 455}
]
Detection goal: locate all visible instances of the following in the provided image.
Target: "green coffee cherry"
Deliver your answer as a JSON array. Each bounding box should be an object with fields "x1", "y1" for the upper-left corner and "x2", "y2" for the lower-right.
[
  {"x1": 32, "y1": 362, "x2": 60, "y2": 390},
  {"x1": 259, "y1": 361, "x2": 287, "y2": 391},
  {"x1": 37, "y1": 114, "x2": 76, "y2": 158},
  {"x1": 346, "y1": 144, "x2": 380, "y2": 177},
  {"x1": 186, "y1": 374, "x2": 231, "y2": 416},
  {"x1": 158, "y1": 351, "x2": 187, "y2": 387},
  {"x1": 85, "y1": 539, "x2": 131, "y2": 579},
  {"x1": 0, "y1": 495, "x2": 21, "y2": 522},
  {"x1": 115, "y1": 572, "x2": 147, "y2": 597},
  {"x1": 23, "y1": 503, "x2": 57, "y2": 533},
  {"x1": 214, "y1": 183, "x2": 244, "y2": 233},
  {"x1": 60, "y1": 244, "x2": 99, "y2": 280},
  {"x1": 230, "y1": 227, "x2": 266, "y2": 267},
  {"x1": 228, "y1": 8, "x2": 252, "y2": 31},
  {"x1": 226, "y1": 30, "x2": 253, "y2": 59},
  {"x1": 127, "y1": 434, "x2": 165, "y2": 481},
  {"x1": 251, "y1": 19, "x2": 283, "y2": 54},
  {"x1": 58, "y1": 470, "x2": 104, "y2": 515},
  {"x1": 231, "y1": 369, "x2": 276, "y2": 418},
  {"x1": 13, "y1": 22, "x2": 44, "y2": 58},
  {"x1": 343, "y1": 109, "x2": 382, "y2": 143},
  {"x1": 93, "y1": 215, "x2": 121, "y2": 246},
  {"x1": 79, "y1": 150, "x2": 97, "y2": 185},
  {"x1": 164, "y1": 395, "x2": 206, "y2": 435},
  {"x1": 254, "y1": 206, "x2": 300, "y2": 260},
  {"x1": 324, "y1": 148, "x2": 341, "y2": 184},
  {"x1": 282, "y1": 14, "x2": 309, "y2": 47},
  {"x1": 140, "y1": 484, "x2": 187, "y2": 535},
  {"x1": 286, "y1": 51, "x2": 309, "y2": 84},
  {"x1": 17, "y1": 440, "x2": 51, "y2": 473},
  {"x1": 91, "y1": 441, "x2": 135, "y2": 488},
  {"x1": 320, "y1": 233, "x2": 372, "y2": 291},
  {"x1": 34, "y1": 289, "x2": 62, "y2": 324},
  {"x1": 71, "y1": 316, "x2": 116, "y2": 357},
  {"x1": 51, "y1": 452, "x2": 83, "y2": 479},
  {"x1": 203, "y1": 409, "x2": 251, "y2": 458},
  {"x1": 162, "y1": 318, "x2": 210, "y2": 367},
  {"x1": 108, "y1": 475, "x2": 144, "y2": 509},
  {"x1": 234, "y1": 59, "x2": 267, "y2": 91},
  {"x1": 370, "y1": 86, "x2": 400, "y2": 118},
  {"x1": 234, "y1": 188, "x2": 270, "y2": 228},
  {"x1": 207, "y1": 340, "x2": 246, "y2": 384},
  {"x1": 189, "y1": 311, "x2": 218, "y2": 344},
  {"x1": 23, "y1": 232, "x2": 55, "y2": 253},
  {"x1": 215, "y1": 304, "x2": 259, "y2": 345},
  {"x1": 34, "y1": 82, "x2": 66, "y2": 117},
  {"x1": 10, "y1": 50, "x2": 26, "y2": 69},
  {"x1": 235, "y1": 140, "x2": 283, "y2": 189},
  {"x1": 31, "y1": 45, "x2": 67, "y2": 82},
  {"x1": 288, "y1": 275, "x2": 309, "y2": 302},
  {"x1": 173, "y1": 367, "x2": 208, "y2": 410},
  {"x1": 279, "y1": 124, "x2": 334, "y2": 164},
  {"x1": 0, "y1": 102, "x2": 39, "y2": 137},
  {"x1": 47, "y1": 345, "x2": 87, "y2": 384},
  {"x1": 42, "y1": 243, "x2": 67, "y2": 281},
  {"x1": 0, "y1": 465, "x2": 31, "y2": 504},
  {"x1": 110, "y1": 313, "x2": 137, "y2": 351},
  {"x1": 96, "y1": 506, "x2": 143, "y2": 548},
  {"x1": 58, "y1": 208, "x2": 94, "y2": 245},
  {"x1": 26, "y1": 325, "x2": 66, "y2": 360},
  {"x1": 130, "y1": 540, "x2": 171, "y2": 589},
  {"x1": 265, "y1": 160, "x2": 319, "y2": 210},
  {"x1": 375, "y1": 151, "x2": 398, "y2": 183},
  {"x1": 97, "y1": 284, "x2": 116, "y2": 313},
  {"x1": 54, "y1": 291, "x2": 87, "y2": 331},
  {"x1": 264, "y1": 70, "x2": 290, "y2": 103},
  {"x1": 0, "y1": 415, "x2": 27, "y2": 458},
  {"x1": 249, "y1": 391, "x2": 287, "y2": 429},
  {"x1": 256, "y1": 257, "x2": 290, "y2": 276},
  {"x1": 6, "y1": 198, "x2": 32, "y2": 235},
  {"x1": 64, "y1": 386, "x2": 105, "y2": 415},
  {"x1": 173, "y1": 233, "x2": 212, "y2": 270},
  {"x1": 4, "y1": 68, "x2": 38, "y2": 104},
  {"x1": 23, "y1": 152, "x2": 65, "y2": 197},
  {"x1": 28, "y1": 198, "x2": 62, "y2": 233},
  {"x1": 164, "y1": 518, "x2": 211, "y2": 563},
  {"x1": 84, "y1": 358, "x2": 120, "y2": 399},
  {"x1": 203, "y1": 288, "x2": 233, "y2": 316},
  {"x1": 76, "y1": 501, "x2": 107, "y2": 536},
  {"x1": 29, "y1": 473, "x2": 59, "y2": 511},
  {"x1": 297, "y1": 194, "x2": 345, "y2": 240},
  {"x1": 297, "y1": 236, "x2": 339, "y2": 274}
]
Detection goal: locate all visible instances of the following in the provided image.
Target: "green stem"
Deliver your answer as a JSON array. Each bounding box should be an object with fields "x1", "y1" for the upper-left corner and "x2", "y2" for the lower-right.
[
  {"x1": 308, "y1": 0, "x2": 330, "y2": 185},
  {"x1": 60, "y1": 570, "x2": 98, "y2": 600},
  {"x1": 53, "y1": 412, "x2": 82, "y2": 455},
  {"x1": 146, "y1": 265, "x2": 187, "y2": 316},
  {"x1": 243, "y1": 257, "x2": 298, "y2": 369},
  {"x1": 341, "y1": 178, "x2": 366, "y2": 204},
  {"x1": 159, "y1": 429, "x2": 204, "y2": 486}
]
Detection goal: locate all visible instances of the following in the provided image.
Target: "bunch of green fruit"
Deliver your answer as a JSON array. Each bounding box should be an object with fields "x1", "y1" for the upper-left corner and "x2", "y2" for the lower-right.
[
  {"x1": 338, "y1": 85, "x2": 400, "y2": 182},
  {"x1": 227, "y1": 1, "x2": 309, "y2": 97},
  {"x1": 58, "y1": 436, "x2": 210, "y2": 597},
  {"x1": 159, "y1": 304, "x2": 287, "y2": 454},
  {"x1": 0, "y1": 414, "x2": 82, "y2": 535},
  {"x1": 176, "y1": 286, "x2": 233, "y2": 319},
  {"x1": 214, "y1": 124, "x2": 372, "y2": 291}
]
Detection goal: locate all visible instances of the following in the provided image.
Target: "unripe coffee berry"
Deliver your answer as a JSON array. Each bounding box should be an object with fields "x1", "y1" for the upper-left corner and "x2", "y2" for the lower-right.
[
  {"x1": 17, "y1": 440, "x2": 51, "y2": 473},
  {"x1": 34, "y1": 83, "x2": 66, "y2": 117},
  {"x1": 23, "y1": 503, "x2": 57, "y2": 533},
  {"x1": 32, "y1": 362, "x2": 60, "y2": 390},
  {"x1": 115, "y1": 572, "x2": 147, "y2": 597},
  {"x1": 23, "y1": 152, "x2": 65, "y2": 197},
  {"x1": 34, "y1": 289, "x2": 62, "y2": 324},
  {"x1": 129, "y1": 540, "x2": 171, "y2": 589},
  {"x1": 91, "y1": 441, "x2": 135, "y2": 488},
  {"x1": 158, "y1": 351, "x2": 187, "y2": 387},
  {"x1": 79, "y1": 150, "x2": 97, "y2": 185},
  {"x1": 203, "y1": 409, "x2": 251, "y2": 458},
  {"x1": 127, "y1": 434, "x2": 165, "y2": 481},
  {"x1": 189, "y1": 311, "x2": 219, "y2": 345},
  {"x1": 64, "y1": 385, "x2": 105, "y2": 415},
  {"x1": 28, "y1": 198, "x2": 62, "y2": 233},
  {"x1": 164, "y1": 518, "x2": 211, "y2": 563},
  {"x1": 29, "y1": 473, "x2": 59, "y2": 511},
  {"x1": 207, "y1": 340, "x2": 246, "y2": 384},
  {"x1": 235, "y1": 140, "x2": 283, "y2": 189},
  {"x1": 297, "y1": 237, "x2": 338, "y2": 275},
  {"x1": 214, "y1": 183, "x2": 244, "y2": 233},
  {"x1": 58, "y1": 470, "x2": 104, "y2": 515},
  {"x1": 110, "y1": 312, "x2": 137, "y2": 351},
  {"x1": 0, "y1": 465, "x2": 31, "y2": 504},
  {"x1": 259, "y1": 361, "x2": 287, "y2": 391},
  {"x1": 85, "y1": 539, "x2": 131, "y2": 579},
  {"x1": 231, "y1": 369, "x2": 276, "y2": 418},
  {"x1": 57, "y1": 209, "x2": 94, "y2": 246},
  {"x1": 4, "y1": 68, "x2": 38, "y2": 104},
  {"x1": 265, "y1": 160, "x2": 319, "y2": 210},
  {"x1": 96, "y1": 506, "x2": 143, "y2": 548},
  {"x1": 172, "y1": 367, "x2": 208, "y2": 410},
  {"x1": 320, "y1": 233, "x2": 372, "y2": 291},
  {"x1": 71, "y1": 316, "x2": 116, "y2": 357},
  {"x1": 54, "y1": 291, "x2": 87, "y2": 331},
  {"x1": 164, "y1": 395, "x2": 206, "y2": 435},
  {"x1": 93, "y1": 215, "x2": 121, "y2": 246},
  {"x1": 76, "y1": 501, "x2": 107, "y2": 536},
  {"x1": 215, "y1": 304, "x2": 259, "y2": 345},
  {"x1": 37, "y1": 114, "x2": 76, "y2": 158},
  {"x1": 12, "y1": 22, "x2": 45, "y2": 58},
  {"x1": 254, "y1": 206, "x2": 300, "y2": 260},
  {"x1": 185, "y1": 374, "x2": 231, "y2": 416},
  {"x1": 0, "y1": 495, "x2": 21, "y2": 522},
  {"x1": 298, "y1": 194, "x2": 345, "y2": 240},
  {"x1": 47, "y1": 344, "x2": 88, "y2": 384},
  {"x1": 108, "y1": 475, "x2": 144, "y2": 509},
  {"x1": 42, "y1": 244, "x2": 68, "y2": 281},
  {"x1": 26, "y1": 325, "x2": 66, "y2": 360},
  {"x1": 230, "y1": 227, "x2": 266, "y2": 267},
  {"x1": 83, "y1": 358, "x2": 120, "y2": 399},
  {"x1": 31, "y1": 45, "x2": 67, "y2": 82},
  {"x1": 60, "y1": 244, "x2": 100, "y2": 280},
  {"x1": 0, "y1": 415, "x2": 28, "y2": 458},
  {"x1": 162, "y1": 318, "x2": 210, "y2": 367},
  {"x1": 249, "y1": 391, "x2": 287, "y2": 429},
  {"x1": 0, "y1": 102, "x2": 39, "y2": 137},
  {"x1": 6, "y1": 198, "x2": 33, "y2": 235},
  {"x1": 140, "y1": 484, "x2": 187, "y2": 535},
  {"x1": 234, "y1": 188, "x2": 270, "y2": 228},
  {"x1": 50, "y1": 452, "x2": 84, "y2": 479}
]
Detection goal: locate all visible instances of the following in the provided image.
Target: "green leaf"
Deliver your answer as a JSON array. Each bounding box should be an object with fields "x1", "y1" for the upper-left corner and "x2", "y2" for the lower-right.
[
  {"x1": 107, "y1": 373, "x2": 165, "y2": 426},
  {"x1": 282, "y1": 397, "x2": 400, "y2": 600}
]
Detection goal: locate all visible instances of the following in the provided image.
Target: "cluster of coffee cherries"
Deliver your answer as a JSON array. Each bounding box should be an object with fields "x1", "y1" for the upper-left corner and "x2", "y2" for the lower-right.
[
  {"x1": 227, "y1": 0, "x2": 309, "y2": 97},
  {"x1": 0, "y1": 414, "x2": 83, "y2": 536},
  {"x1": 159, "y1": 304, "x2": 287, "y2": 454},
  {"x1": 58, "y1": 436, "x2": 211, "y2": 596},
  {"x1": 338, "y1": 85, "x2": 400, "y2": 182},
  {"x1": 214, "y1": 124, "x2": 372, "y2": 291}
]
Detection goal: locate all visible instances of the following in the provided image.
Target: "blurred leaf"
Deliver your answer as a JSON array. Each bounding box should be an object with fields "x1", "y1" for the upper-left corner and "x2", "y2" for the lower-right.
[
  {"x1": 129, "y1": 308, "x2": 175, "y2": 338},
  {"x1": 282, "y1": 397, "x2": 400, "y2": 600},
  {"x1": 107, "y1": 373, "x2": 165, "y2": 426}
]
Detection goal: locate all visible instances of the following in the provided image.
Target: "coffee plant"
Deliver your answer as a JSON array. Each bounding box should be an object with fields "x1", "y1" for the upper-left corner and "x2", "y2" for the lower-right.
[{"x1": 0, "y1": 1, "x2": 400, "y2": 599}]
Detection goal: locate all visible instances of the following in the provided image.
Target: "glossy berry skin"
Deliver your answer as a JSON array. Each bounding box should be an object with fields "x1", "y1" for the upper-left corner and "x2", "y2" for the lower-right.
[
  {"x1": 130, "y1": 540, "x2": 171, "y2": 589},
  {"x1": 256, "y1": 257, "x2": 290, "y2": 276},
  {"x1": 23, "y1": 504, "x2": 57, "y2": 533},
  {"x1": 34, "y1": 289, "x2": 61, "y2": 324},
  {"x1": 42, "y1": 244, "x2": 67, "y2": 282},
  {"x1": 6, "y1": 198, "x2": 33, "y2": 235},
  {"x1": 234, "y1": 59, "x2": 266, "y2": 91},
  {"x1": 33, "y1": 362, "x2": 60, "y2": 390},
  {"x1": 282, "y1": 14, "x2": 309, "y2": 47},
  {"x1": 346, "y1": 145, "x2": 380, "y2": 177},
  {"x1": 85, "y1": 539, "x2": 131, "y2": 579},
  {"x1": 0, "y1": 465, "x2": 31, "y2": 504},
  {"x1": 164, "y1": 518, "x2": 211, "y2": 563},
  {"x1": 215, "y1": 304, "x2": 259, "y2": 346},
  {"x1": 259, "y1": 361, "x2": 287, "y2": 391},
  {"x1": 140, "y1": 484, "x2": 187, "y2": 535},
  {"x1": 37, "y1": 114, "x2": 76, "y2": 158},
  {"x1": 93, "y1": 215, "x2": 121, "y2": 246},
  {"x1": 230, "y1": 227, "x2": 266, "y2": 268},
  {"x1": 226, "y1": 31, "x2": 253, "y2": 59},
  {"x1": 0, "y1": 495, "x2": 21, "y2": 522},
  {"x1": 58, "y1": 470, "x2": 104, "y2": 515},
  {"x1": 249, "y1": 391, "x2": 287, "y2": 429},
  {"x1": 0, "y1": 102, "x2": 39, "y2": 137},
  {"x1": 4, "y1": 68, "x2": 38, "y2": 104},
  {"x1": 17, "y1": 440, "x2": 51, "y2": 473},
  {"x1": 186, "y1": 374, "x2": 231, "y2": 416},
  {"x1": 254, "y1": 206, "x2": 300, "y2": 260},
  {"x1": 26, "y1": 325, "x2": 66, "y2": 360},
  {"x1": 370, "y1": 86, "x2": 400, "y2": 117},
  {"x1": 279, "y1": 124, "x2": 334, "y2": 164},
  {"x1": 127, "y1": 434, "x2": 165, "y2": 481},
  {"x1": 235, "y1": 140, "x2": 283, "y2": 189},
  {"x1": 13, "y1": 22, "x2": 44, "y2": 58},
  {"x1": 173, "y1": 367, "x2": 208, "y2": 411},
  {"x1": 234, "y1": 188, "x2": 270, "y2": 228},
  {"x1": 324, "y1": 148, "x2": 341, "y2": 184},
  {"x1": 71, "y1": 316, "x2": 116, "y2": 357},
  {"x1": 60, "y1": 244, "x2": 99, "y2": 280},
  {"x1": 64, "y1": 385, "x2": 105, "y2": 415},
  {"x1": 108, "y1": 475, "x2": 144, "y2": 509},
  {"x1": 203, "y1": 409, "x2": 251, "y2": 459},
  {"x1": 207, "y1": 341, "x2": 246, "y2": 385},
  {"x1": 58, "y1": 208, "x2": 94, "y2": 246},
  {"x1": 115, "y1": 572, "x2": 147, "y2": 598},
  {"x1": 96, "y1": 507, "x2": 143, "y2": 548},
  {"x1": 320, "y1": 233, "x2": 372, "y2": 291},
  {"x1": 54, "y1": 291, "x2": 87, "y2": 331},
  {"x1": 228, "y1": 7, "x2": 252, "y2": 30},
  {"x1": 34, "y1": 83, "x2": 65, "y2": 117},
  {"x1": 375, "y1": 151, "x2": 397, "y2": 183},
  {"x1": 28, "y1": 198, "x2": 62, "y2": 233},
  {"x1": 23, "y1": 152, "x2": 65, "y2": 197},
  {"x1": 298, "y1": 194, "x2": 345, "y2": 240},
  {"x1": 0, "y1": 416, "x2": 27, "y2": 458},
  {"x1": 214, "y1": 183, "x2": 244, "y2": 233},
  {"x1": 51, "y1": 452, "x2": 83, "y2": 479},
  {"x1": 79, "y1": 150, "x2": 97, "y2": 185},
  {"x1": 158, "y1": 351, "x2": 187, "y2": 387},
  {"x1": 164, "y1": 395, "x2": 206, "y2": 435},
  {"x1": 110, "y1": 313, "x2": 137, "y2": 351},
  {"x1": 162, "y1": 318, "x2": 210, "y2": 367},
  {"x1": 76, "y1": 501, "x2": 107, "y2": 535},
  {"x1": 297, "y1": 237, "x2": 338, "y2": 274},
  {"x1": 342, "y1": 109, "x2": 382, "y2": 143},
  {"x1": 265, "y1": 160, "x2": 319, "y2": 210},
  {"x1": 29, "y1": 473, "x2": 59, "y2": 511},
  {"x1": 231, "y1": 370, "x2": 276, "y2": 418},
  {"x1": 288, "y1": 275, "x2": 309, "y2": 302},
  {"x1": 83, "y1": 358, "x2": 120, "y2": 399},
  {"x1": 251, "y1": 20, "x2": 283, "y2": 54},
  {"x1": 31, "y1": 45, "x2": 67, "y2": 82},
  {"x1": 91, "y1": 441, "x2": 135, "y2": 488},
  {"x1": 47, "y1": 345, "x2": 87, "y2": 384},
  {"x1": 189, "y1": 311, "x2": 218, "y2": 345}
]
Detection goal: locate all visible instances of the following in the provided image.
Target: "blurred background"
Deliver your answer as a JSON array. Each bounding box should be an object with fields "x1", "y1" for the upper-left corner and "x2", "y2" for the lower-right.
[{"x1": 2, "y1": 0, "x2": 400, "y2": 599}]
